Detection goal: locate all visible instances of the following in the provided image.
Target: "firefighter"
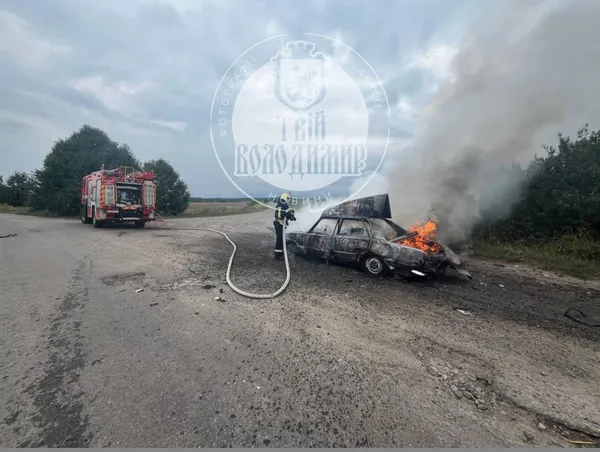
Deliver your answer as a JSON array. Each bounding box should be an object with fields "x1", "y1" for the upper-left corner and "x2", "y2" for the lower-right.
[{"x1": 273, "y1": 192, "x2": 296, "y2": 259}]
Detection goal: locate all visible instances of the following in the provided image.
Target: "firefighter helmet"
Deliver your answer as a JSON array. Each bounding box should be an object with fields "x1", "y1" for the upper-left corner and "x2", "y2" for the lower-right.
[{"x1": 280, "y1": 193, "x2": 291, "y2": 204}]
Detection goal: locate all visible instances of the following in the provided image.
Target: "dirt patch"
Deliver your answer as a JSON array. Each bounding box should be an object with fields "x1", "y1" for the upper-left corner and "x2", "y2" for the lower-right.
[
  {"x1": 412, "y1": 336, "x2": 497, "y2": 411},
  {"x1": 100, "y1": 272, "x2": 146, "y2": 287}
]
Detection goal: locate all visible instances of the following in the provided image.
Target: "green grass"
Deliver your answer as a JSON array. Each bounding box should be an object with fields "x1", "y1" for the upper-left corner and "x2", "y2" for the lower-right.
[
  {"x1": 0, "y1": 204, "x2": 63, "y2": 217},
  {"x1": 162, "y1": 201, "x2": 268, "y2": 218},
  {"x1": 473, "y1": 234, "x2": 600, "y2": 279}
]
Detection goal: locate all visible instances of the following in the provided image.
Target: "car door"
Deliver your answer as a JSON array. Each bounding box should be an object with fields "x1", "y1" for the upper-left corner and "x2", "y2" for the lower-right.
[
  {"x1": 333, "y1": 219, "x2": 371, "y2": 263},
  {"x1": 305, "y1": 217, "x2": 339, "y2": 260}
]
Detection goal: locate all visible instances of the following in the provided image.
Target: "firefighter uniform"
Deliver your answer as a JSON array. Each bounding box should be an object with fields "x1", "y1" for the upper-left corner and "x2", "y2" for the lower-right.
[{"x1": 273, "y1": 193, "x2": 295, "y2": 259}]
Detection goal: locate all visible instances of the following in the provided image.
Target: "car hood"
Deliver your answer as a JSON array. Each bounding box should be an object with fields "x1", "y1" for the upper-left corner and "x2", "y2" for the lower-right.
[
  {"x1": 387, "y1": 239, "x2": 463, "y2": 267},
  {"x1": 438, "y1": 243, "x2": 461, "y2": 267}
]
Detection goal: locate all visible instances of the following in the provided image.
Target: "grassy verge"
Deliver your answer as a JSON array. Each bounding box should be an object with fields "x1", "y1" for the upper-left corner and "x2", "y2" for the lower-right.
[
  {"x1": 0, "y1": 204, "x2": 63, "y2": 217},
  {"x1": 473, "y1": 235, "x2": 600, "y2": 279},
  {"x1": 164, "y1": 201, "x2": 269, "y2": 219},
  {"x1": 1, "y1": 202, "x2": 270, "y2": 220}
]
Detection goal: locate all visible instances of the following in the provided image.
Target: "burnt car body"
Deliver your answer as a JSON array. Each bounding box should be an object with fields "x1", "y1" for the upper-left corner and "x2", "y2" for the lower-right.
[{"x1": 285, "y1": 194, "x2": 471, "y2": 279}]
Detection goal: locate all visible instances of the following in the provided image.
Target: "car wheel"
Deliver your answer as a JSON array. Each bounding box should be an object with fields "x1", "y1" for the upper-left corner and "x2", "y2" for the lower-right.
[
  {"x1": 134, "y1": 220, "x2": 146, "y2": 228},
  {"x1": 361, "y1": 255, "x2": 388, "y2": 277}
]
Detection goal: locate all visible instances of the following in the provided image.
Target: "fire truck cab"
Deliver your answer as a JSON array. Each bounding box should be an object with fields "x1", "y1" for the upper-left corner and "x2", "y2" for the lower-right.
[{"x1": 80, "y1": 165, "x2": 157, "y2": 228}]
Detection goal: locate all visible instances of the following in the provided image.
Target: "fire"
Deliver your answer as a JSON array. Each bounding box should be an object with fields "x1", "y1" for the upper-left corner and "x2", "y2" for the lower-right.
[{"x1": 402, "y1": 220, "x2": 442, "y2": 254}]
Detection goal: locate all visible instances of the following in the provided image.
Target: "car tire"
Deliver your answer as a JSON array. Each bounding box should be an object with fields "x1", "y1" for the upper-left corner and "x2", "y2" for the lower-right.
[
  {"x1": 134, "y1": 220, "x2": 146, "y2": 228},
  {"x1": 361, "y1": 255, "x2": 389, "y2": 277}
]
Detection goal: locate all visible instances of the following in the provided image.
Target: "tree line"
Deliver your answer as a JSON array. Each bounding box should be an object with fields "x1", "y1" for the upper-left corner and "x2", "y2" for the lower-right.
[
  {"x1": 473, "y1": 125, "x2": 600, "y2": 256},
  {"x1": 0, "y1": 125, "x2": 190, "y2": 216}
]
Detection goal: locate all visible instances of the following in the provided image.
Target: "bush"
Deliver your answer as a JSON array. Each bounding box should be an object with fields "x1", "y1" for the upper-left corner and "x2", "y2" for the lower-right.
[{"x1": 475, "y1": 126, "x2": 600, "y2": 243}]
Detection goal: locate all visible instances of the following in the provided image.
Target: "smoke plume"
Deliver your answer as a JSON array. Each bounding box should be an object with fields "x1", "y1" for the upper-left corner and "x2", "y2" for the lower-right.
[
  {"x1": 292, "y1": 0, "x2": 600, "y2": 242},
  {"x1": 376, "y1": 0, "x2": 600, "y2": 242}
]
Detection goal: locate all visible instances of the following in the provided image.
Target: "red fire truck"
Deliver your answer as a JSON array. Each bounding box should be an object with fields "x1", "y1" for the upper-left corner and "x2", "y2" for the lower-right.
[{"x1": 80, "y1": 165, "x2": 157, "y2": 228}]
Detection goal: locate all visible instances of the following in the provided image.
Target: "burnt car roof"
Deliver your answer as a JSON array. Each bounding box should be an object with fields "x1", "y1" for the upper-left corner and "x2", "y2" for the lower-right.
[
  {"x1": 320, "y1": 194, "x2": 392, "y2": 219},
  {"x1": 308, "y1": 215, "x2": 408, "y2": 236},
  {"x1": 317, "y1": 215, "x2": 380, "y2": 221}
]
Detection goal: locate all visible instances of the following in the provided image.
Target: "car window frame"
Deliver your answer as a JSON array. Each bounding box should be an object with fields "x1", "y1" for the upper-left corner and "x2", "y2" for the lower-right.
[
  {"x1": 337, "y1": 218, "x2": 371, "y2": 239},
  {"x1": 309, "y1": 217, "x2": 339, "y2": 236}
]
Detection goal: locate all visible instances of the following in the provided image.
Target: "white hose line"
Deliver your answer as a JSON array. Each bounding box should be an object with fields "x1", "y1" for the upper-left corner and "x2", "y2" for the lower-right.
[{"x1": 154, "y1": 213, "x2": 291, "y2": 299}]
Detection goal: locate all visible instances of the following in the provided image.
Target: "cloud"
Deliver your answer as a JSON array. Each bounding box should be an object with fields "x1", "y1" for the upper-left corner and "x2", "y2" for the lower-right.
[
  {"x1": 149, "y1": 119, "x2": 187, "y2": 132},
  {"x1": 404, "y1": 44, "x2": 458, "y2": 83},
  {"x1": 0, "y1": 0, "x2": 526, "y2": 198},
  {"x1": 73, "y1": 75, "x2": 157, "y2": 114},
  {"x1": 0, "y1": 10, "x2": 71, "y2": 69}
]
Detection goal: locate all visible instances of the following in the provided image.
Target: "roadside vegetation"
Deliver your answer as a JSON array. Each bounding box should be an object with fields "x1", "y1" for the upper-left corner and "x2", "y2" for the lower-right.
[
  {"x1": 471, "y1": 126, "x2": 600, "y2": 278},
  {"x1": 173, "y1": 201, "x2": 267, "y2": 218}
]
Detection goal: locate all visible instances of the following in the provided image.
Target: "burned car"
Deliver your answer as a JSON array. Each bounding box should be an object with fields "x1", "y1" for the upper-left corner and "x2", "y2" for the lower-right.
[{"x1": 285, "y1": 194, "x2": 471, "y2": 279}]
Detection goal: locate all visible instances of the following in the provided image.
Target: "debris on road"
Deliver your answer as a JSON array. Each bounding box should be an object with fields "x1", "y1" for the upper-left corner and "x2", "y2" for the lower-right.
[
  {"x1": 202, "y1": 284, "x2": 216, "y2": 290},
  {"x1": 149, "y1": 302, "x2": 158, "y2": 307},
  {"x1": 215, "y1": 296, "x2": 226, "y2": 302},
  {"x1": 538, "y1": 422, "x2": 548, "y2": 431},
  {"x1": 564, "y1": 439, "x2": 598, "y2": 446},
  {"x1": 564, "y1": 308, "x2": 600, "y2": 327},
  {"x1": 455, "y1": 308, "x2": 472, "y2": 316},
  {"x1": 135, "y1": 288, "x2": 144, "y2": 293},
  {"x1": 451, "y1": 385, "x2": 463, "y2": 399},
  {"x1": 0, "y1": 233, "x2": 17, "y2": 239}
]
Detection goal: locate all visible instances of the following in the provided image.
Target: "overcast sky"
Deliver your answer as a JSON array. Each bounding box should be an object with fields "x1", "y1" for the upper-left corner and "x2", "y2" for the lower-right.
[{"x1": 0, "y1": 0, "x2": 565, "y2": 197}]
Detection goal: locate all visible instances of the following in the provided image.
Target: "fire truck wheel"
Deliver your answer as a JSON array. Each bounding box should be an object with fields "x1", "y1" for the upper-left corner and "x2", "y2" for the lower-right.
[
  {"x1": 80, "y1": 206, "x2": 91, "y2": 224},
  {"x1": 92, "y1": 208, "x2": 103, "y2": 228},
  {"x1": 134, "y1": 220, "x2": 146, "y2": 228}
]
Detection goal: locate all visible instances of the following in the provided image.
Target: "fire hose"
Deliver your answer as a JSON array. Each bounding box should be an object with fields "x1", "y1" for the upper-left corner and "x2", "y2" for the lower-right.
[{"x1": 153, "y1": 212, "x2": 291, "y2": 299}]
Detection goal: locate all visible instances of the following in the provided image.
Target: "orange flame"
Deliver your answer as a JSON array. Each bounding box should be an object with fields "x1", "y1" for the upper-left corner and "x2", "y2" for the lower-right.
[{"x1": 402, "y1": 220, "x2": 442, "y2": 254}]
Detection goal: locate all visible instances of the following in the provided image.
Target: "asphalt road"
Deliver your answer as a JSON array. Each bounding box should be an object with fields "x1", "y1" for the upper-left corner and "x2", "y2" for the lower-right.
[{"x1": 1, "y1": 211, "x2": 599, "y2": 447}]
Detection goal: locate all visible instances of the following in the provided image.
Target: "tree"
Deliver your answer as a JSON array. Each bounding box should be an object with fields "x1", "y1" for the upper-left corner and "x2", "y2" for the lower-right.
[
  {"x1": 5, "y1": 171, "x2": 34, "y2": 207},
  {"x1": 143, "y1": 159, "x2": 190, "y2": 216},
  {"x1": 0, "y1": 176, "x2": 8, "y2": 204},
  {"x1": 475, "y1": 125, "x2": 600, "y2": 241},
  {"x1": 28, "y1": 125, "x2": 140, "y2": 216}
]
